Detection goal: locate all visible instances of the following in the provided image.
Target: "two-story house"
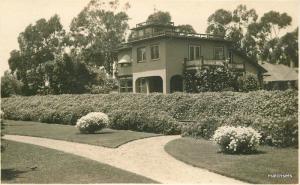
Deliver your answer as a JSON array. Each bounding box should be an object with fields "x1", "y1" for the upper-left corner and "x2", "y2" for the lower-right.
[{"x1": 115, "y1": 21, "x2": 266, "y2": 94}]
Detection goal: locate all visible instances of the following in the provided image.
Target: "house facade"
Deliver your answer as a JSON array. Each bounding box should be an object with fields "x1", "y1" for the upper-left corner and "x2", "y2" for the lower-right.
[{"x1": 115, "y1": 21, "x2": 266, "y2": 94}]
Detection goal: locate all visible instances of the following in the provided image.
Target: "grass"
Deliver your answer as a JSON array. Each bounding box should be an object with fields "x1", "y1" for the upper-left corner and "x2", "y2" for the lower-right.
[
  {"x1": 3, "y1": 120, "x2": 160, "y2": 148},
  {"x1": 1, "y1": 140, "x2": 156, "y2": 183},
  {"x1": 165, "y1": 137, "x2": 298, "y2": 184}
]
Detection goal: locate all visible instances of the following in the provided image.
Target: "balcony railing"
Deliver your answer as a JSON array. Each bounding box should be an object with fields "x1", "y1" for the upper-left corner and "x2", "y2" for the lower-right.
[
  {"x1": 135, "y1": 21, "x2": 175, "y2": 28},
  {"x1": 184, "y1": 59, "x2": 244, "y2": 71},
  {"x1": 128, "y1": 30, "x2": 225, "y2": 42}
]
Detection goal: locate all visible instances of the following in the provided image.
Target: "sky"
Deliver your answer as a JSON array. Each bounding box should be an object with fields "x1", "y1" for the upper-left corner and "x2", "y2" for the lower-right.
[{"x1": 0, "y1": 0, "x2": 299, "y2": 77}]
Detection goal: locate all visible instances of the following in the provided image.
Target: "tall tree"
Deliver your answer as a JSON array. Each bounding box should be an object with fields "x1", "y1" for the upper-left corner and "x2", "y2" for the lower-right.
[
  {"x1": 69, "y1": 0, "x2": 129, "y2": 73},
  {"x1": 250, "y1": 11, "x2": 292, "y2": 63},
  {"x1": 206, "y1": 9, "x2": 232, "y2": 36},
  {"x1": 176, "y1": 24, "x2": 196, "y2": 33},
  {"x1": 271, "y1": 28, "x2": 298, "y2": 67},
  {"x1": 146, "y1": 11, "x2": 171, "y2": 24},
  {"x1": 8, "y1": 15, "x2": 66, "y2": 95}
]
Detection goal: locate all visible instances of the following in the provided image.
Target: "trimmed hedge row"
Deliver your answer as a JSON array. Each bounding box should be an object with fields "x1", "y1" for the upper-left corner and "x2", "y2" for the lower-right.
[{"x1": 2, "y1": 90, "x2": 298, "y2": 146}]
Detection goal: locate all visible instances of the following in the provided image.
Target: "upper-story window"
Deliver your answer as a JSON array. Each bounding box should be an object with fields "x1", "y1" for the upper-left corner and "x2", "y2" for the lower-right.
[
  {"x1": 151, "y1": 45, "x2": 160, "y2": 60},
  {"x1": 137, "y1": 47, "x2": 147, "y2": 62},
  {"x1": 189, "y1": 45, "x2": 201, "y2": 60},
  {"x1": 214, "y1": 47, "x2": 224, "y2": 60}
]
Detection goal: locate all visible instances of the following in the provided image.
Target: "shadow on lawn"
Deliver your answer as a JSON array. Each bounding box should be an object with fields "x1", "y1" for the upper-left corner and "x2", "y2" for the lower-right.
[
  {"x1": 75, "y1": 131, "x2": 115, "y2": 135},
  {"x1": 217, "y1": 150, "x2": 267, "y2": 155},
  {"x1": 1, "y1": 168, "x2": 30, "y2": 181}
]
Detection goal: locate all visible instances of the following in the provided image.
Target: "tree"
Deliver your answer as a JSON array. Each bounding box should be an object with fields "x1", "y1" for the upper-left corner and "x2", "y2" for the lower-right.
[
  {"x1": 1, "y1": 70, "x2": 23, "y2": 97},
  {"x1": 8, "y1": 15, "x2": 66, "y2": 95},
  {"x1": 41, "y1": 53, "x2": 94, "y2": 94},
  {"x1": 272, "y1": 28, "x2": 298, "y2": 67},
  {"x1": 247, "y1": 11, "x2": 292, "y2": 63},
  {"x1": 69, "y1": 0, "x2": 129, "y2": 73},
  {"x1": 176, "y1": 24, "x2": 196, "y2": 33},
  {"x1": 206, "y1": 5, "x2": 295, "y2": 66},
  {"x1": 206, "y1": 9, "x2": 232, "y2": 36},
  {"x1": 146, "y1": 11, "x2": 171, "y2": 24}
]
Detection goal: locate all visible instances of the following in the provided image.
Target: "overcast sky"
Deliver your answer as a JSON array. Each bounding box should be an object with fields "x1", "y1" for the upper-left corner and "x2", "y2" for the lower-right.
[{"x1": 0, "y1": 0, "x2": 299, "y2": 76}]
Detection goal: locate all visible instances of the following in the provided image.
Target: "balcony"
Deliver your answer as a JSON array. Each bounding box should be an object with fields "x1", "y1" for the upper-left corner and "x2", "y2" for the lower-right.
[
  {"x1": 184, "y1": 59, "x2": 244, "y2": 71},
  {"x1": 128, "y1": 30, "x2": 225, "y2": 43}
]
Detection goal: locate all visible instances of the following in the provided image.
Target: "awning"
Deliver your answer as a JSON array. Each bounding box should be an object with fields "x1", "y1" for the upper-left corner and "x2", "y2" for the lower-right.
[{"x1": 118, "y1": 55, "x2": 131, "y2": 64}]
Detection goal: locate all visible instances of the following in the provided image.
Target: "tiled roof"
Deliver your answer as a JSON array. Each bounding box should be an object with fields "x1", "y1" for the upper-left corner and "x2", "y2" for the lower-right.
[{"x1": 261, "y1": 62, "x2": 298, "y2": 82}]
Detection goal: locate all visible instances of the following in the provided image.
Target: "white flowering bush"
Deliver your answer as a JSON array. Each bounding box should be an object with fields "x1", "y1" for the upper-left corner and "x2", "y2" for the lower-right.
[
  {"x1": 75, "y1": 112, "x2": 109, "y2": 134},
  {"x1": 213, "y1": 126, "x2": 261, "y2": 154}
]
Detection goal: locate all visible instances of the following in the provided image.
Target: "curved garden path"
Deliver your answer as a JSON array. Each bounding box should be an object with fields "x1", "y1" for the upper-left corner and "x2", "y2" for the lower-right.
[{"x1": 4, "y1": 134, "x2": 246, "y2": 184}]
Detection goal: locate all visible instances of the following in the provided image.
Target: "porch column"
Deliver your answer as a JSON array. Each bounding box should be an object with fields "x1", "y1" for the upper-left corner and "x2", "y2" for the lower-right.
[
  {"x1": 146, "y1": 78, "x2": 150, "y2": 94},
  {"x1": 133, "y1": 76, "x2": 137, "y2": 93}
]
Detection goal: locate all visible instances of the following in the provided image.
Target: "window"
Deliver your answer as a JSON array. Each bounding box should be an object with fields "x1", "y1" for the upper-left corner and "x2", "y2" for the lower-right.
[
  {"x1": 151, "y1": 45, "x2": 159, "y2": 60},
  {"x1": 214, "y1": 47, "x2": 224, "y2": 60},
  {"x1": 119, "y1": 78, "x2": 133, "y2": 93},
  {"x1": 189, "y1": 45, "x2": 201, "y2": 60},
  {"x1": 137, "y1": 47, "x2": 146, "y2": 62}
]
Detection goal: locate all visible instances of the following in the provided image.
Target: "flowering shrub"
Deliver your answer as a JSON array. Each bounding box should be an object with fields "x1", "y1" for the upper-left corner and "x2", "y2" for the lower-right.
[
  {"x1": 213, "y1": 126, "x2": 261, "y2": 154},
  {"x1": 75, "y1": 112, "x2": 109, "y2": 134}
]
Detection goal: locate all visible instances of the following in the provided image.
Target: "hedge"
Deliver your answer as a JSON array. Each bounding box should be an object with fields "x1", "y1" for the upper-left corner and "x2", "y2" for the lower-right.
[{"x1": 2, "y1": 90, "x2": 298, "y2": 146}]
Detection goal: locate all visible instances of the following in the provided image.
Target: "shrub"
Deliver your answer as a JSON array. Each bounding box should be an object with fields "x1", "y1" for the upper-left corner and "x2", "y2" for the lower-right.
[
  {"x1": 238, "y1": 73, "x2": 259, "y2": 92},
  {"x1": 184, "y1": 66, "x2": 237, "y2": 92},
  {"x1": 1, "y1": 90, "x2": 297, "y2": 147},
  {"x1": 75, "y1": 112, "x2": 109, "y2": 134},
  {"x1": 212, "y1": 126, "x2": 261, "y2": 154},
  {"x1": 252, "y1": 116, "x2": 298, "y2": 147},
  {"x1": 109, "y1": 110, "x2": 181, "y2": 135},
  {"x1": 181, "y1": 117, "x2": 221, "y2": 139}
]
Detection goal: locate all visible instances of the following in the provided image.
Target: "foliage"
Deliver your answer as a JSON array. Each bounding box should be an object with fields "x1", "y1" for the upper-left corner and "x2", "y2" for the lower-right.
[
  {"x1": 109, "y1": 110, "x2": 181, "y2": 135},
  {"x1": 237, "y1": 73, "x2": 259, "y2": 92},
  {"x1": 184, "y1": 66, "x2": 237, "y2": 92},
  {"x1": 75, "y1": 112, "x2": 109, "y2": 134},
  {"x1": 146, "y1": 11, "x2": 171, "y2": 24},
  {"x1": 176, "y1": 24, "x2": 196, "y2": 33},
  {"x1": 1, "y1": 71, "x2": 23, "y2": 97},
  {"x1": 1, "y1": 110, "x2": 5, "y2": 152},
  {"x1": 206, "y1": 4, "x2": 295, "y2": 66},
  {"x1": 69, "y1": 0, "x2": 129, "y2": 73},
  {"x1": 2, "y1": 90, "x2": 297, "y2": 147},
  {"x1": 181, "y1": 117, "x2": 220, "y2": 139},
  {"x1": 213, "y1": 126, "x2": 261, "y2": 154},
  {"x1": 8, "y1": 15, "x2": 66, "y2": 95},
  {"x1": 41, "y1": 53, "x2": 94, "y2": 94},
  {"x1": 251, "y1": 116, "x2": 298, "y2": 147}
]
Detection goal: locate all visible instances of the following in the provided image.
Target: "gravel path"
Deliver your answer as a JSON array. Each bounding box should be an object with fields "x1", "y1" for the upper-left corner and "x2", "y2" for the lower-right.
[{"x1": 4, "y1": 134, "x2": 246, "y2": 184}]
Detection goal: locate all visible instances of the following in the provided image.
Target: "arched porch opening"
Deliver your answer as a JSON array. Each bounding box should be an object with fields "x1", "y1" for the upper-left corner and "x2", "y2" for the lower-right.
[{"x1": 135, "y1": 76, "x2": 163, "y2": 93}]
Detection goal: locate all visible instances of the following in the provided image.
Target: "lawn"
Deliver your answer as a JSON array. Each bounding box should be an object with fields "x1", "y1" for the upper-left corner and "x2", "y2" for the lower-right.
[
  {"x1": 165, "y1": 137, "x2": 298, "y2": 184},
  {"x1": 3, "y1": 120, "x2": 160, "y2": 148},
  {"x1": 1, "y1": 140, "x2": 156, "y2": 183}
]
